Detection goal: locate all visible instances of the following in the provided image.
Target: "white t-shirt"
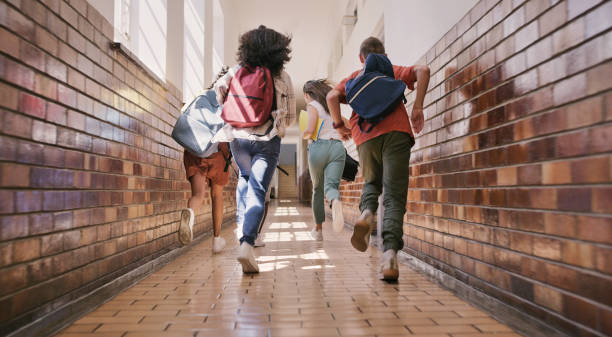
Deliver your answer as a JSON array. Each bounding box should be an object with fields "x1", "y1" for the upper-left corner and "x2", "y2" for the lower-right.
[{"x1": 308, "y1": 100, "x2": 340, "y2": 140}]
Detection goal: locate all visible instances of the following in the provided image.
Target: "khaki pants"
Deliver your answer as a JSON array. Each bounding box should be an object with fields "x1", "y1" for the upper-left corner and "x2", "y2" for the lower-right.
[{"x1": 357, "y1": 132, "x2": 414, "y2": 252}]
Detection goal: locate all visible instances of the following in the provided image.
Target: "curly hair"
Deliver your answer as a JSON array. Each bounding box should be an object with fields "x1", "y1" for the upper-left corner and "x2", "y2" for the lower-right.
[{"x1": 237, "y1": 25, "x2": 292, "y2": 77}]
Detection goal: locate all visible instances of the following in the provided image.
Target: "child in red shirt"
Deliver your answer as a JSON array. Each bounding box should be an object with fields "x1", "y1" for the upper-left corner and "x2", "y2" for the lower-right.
[{"x1": 327, "y1": 37, "x2": 430, "y2": 281}]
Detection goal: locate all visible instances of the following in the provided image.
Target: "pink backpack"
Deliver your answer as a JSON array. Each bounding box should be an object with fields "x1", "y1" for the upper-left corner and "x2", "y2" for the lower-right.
[{"x1": 221, "y1": 66, "x2": 275, "y2": 128}]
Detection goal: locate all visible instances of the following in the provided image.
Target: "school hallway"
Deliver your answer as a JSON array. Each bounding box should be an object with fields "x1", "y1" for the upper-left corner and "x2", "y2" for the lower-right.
[{"x1": 56, "y1": 200, "x2": 517, "y2": 337}]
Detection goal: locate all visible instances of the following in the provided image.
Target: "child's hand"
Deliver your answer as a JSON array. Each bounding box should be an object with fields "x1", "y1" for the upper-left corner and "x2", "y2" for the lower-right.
[
  {"x1": 410, "y1": 107, "x2": 424, "y2": 134},
  {"x1": 338, "y1": 125, "x2": 352, "y2": 140}
]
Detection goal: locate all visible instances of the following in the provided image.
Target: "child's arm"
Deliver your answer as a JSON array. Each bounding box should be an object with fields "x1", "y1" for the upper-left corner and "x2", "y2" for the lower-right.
[
  {"x1": 302, "y1": 105, "x2": 318, "y2": 139},
  {"x1": 326, "y1": 89, "x2": 351, "y2": 140},
  {"x1": 410, "y1": 65, "x2": 430, "y2": 134}
]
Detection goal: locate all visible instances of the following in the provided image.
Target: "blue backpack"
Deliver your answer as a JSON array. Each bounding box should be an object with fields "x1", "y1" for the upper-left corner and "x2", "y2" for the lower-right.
[
  {"x1": 345, "y1": 53, "x2": 407, "y2": 132},
  {"x1": 172, "y1": 90, "x2": 225, "y2": 158}
]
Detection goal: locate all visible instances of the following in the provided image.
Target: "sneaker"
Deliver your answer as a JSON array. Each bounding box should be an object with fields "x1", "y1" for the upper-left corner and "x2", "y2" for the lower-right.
[
  {"x1": 351, "y1": 209, "x2": 374, "y2": 252},
  {"x1": 237, "y1": 242, "x2": 259, "y2": 273},
  {"x1": 254, "y1": 236, "x2": 266, "y2": 247},
  {"x1": 178, "y1": 208, "x2": 195, "y2": 246},
  {"x1": 212, "y1": 236, "x2": 226, "y2": 253},
  {"x1": 331, "y1": 199, "x2": 344, "y2": 232},
  {"x1": 379, "y1": 249, "x2": 399, "y2": 281},
  {"x1": 234, "y1": 223, "x2": 243, "y2": 240},
  {"x1": 310, "y1": 228, "x2": 323, "y2": 241}
]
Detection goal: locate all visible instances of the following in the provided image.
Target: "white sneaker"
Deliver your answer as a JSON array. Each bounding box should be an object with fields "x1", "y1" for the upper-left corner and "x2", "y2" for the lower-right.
[
  {"x1": 332, "y1": 199, "x2": 344, "y2": 232},
  {"x1": 234, "y1": 223, "x2": 243, "y2": 240},
  {"x1": 351, "y1": 209, "x2": 374, "y2": 252},
  {"x1": 379, "y1": 249, "x2": 399, "y2": 281},
  {"x1": 179, "y1": 208, "x2": 194, "y2": 246},
  {"x1": 310, "y1": 228, "x2": 323, "y2": 241},
  {"x1": 212, "y1": 236, "x2": 226, "y2": 253},
  {"x1": 254, "y1": 236, "x2": 266, "y2": 247},
  {"x1": 237, "y1": 242, "x2": 259, "y2": 273}
]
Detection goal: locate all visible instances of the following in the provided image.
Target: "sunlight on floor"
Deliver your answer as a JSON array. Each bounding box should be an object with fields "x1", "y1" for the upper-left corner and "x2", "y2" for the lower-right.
[
  {"x1": 273, "y1": 207, "x2": 300, "y2": 216},
  {"x1": 268, "y1": 221, "x2": 308, "y2": 229}
]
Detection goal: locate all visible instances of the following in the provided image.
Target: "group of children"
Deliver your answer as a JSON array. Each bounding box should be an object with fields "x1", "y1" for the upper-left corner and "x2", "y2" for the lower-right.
[{"x1": 177, "y1": 26, "x2": 430, "y2": 281}]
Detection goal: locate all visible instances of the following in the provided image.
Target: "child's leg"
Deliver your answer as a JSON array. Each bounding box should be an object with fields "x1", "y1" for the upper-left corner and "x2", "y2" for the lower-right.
[
  {"x1": 188, "y1": 173, "x2": 207, "y2": 211},
  {"x1": 323, "y1": 141, "x2": 345, "y2": 202},
  {"x1": 308, "y1": 142, "x2": 326, "y2": 229},
  {"x1": 357, "y1": 138, "x2": 384, "y2": 214},
  {"x1": 381, "y1": 132, "x2": 413, "y2": 252},
  {"x1": 210, "y1": 182, "x2": 224, "y2": 237},
  {"x1": 241, "y1": 138, "x2": 280, "y2": 245}
]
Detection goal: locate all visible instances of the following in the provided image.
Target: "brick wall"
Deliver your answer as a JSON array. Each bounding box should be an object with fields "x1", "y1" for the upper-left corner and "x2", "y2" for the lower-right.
[
  {"x1": 338, "y1": 0, "x2": 611, "y2": 335},
  {"x1": 0, "y1": 0, "x2": 236, "y2": 334}
]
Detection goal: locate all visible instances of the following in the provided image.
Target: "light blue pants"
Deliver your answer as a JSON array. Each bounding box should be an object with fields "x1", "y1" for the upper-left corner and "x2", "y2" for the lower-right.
[
  {"x1": 231, "y1": 136, "x2": 281, "y2": 246},
  {"x1": 308, "y1": 139, "x2": 346, "y2": 224}
]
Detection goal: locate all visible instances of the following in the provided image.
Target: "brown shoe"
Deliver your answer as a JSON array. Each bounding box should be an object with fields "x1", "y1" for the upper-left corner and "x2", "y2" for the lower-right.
[
  {"x1": 351, "y1": 209, "x2": 374, "y2": 252},
  {"x1": 379, "y1": 249, "x2": 399, "y2": 281}
]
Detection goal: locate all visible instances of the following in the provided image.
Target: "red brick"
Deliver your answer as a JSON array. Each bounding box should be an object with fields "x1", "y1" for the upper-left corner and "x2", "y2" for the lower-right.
[
  {"x1": 596, "y1": 247, "x2": 612, "y2": 274},
  {"x1": 34, "y1": 74, "x2": 58, "y2": 101},
  {"x1": 571, "y1": 156, "x2": 609, "y2": 183},
  {"x1": 66, "y1": 109, "x2": 85, "y2": 130},
  {"x1": 15, "y1": 190, "x2": 42, "y2": 213},
  {"x1": 13, "y1": 238, "x2": 40, "y2": 263},
  {"x1": 27, "y1": 257, "x2": 54, "y2": 284},
  {"x1": 19, "y1": 40, "x2": 45, "y2": 71},
  {"x1": 552, "y1": 18, "x2": 584, "y2": 54},
  {"x1": 35, "y1": 25, "x2": 58, "y2": 55},
  {"x1": 553, "y1": 73, "x2": 587, "y2": 106},
  {"x1": 42, "y1": 191, "x2": 64, "y2": 211},
  {"x1": 0, "y1": 27, "x2": 20, "y2": 58},
  {"x1": 542, "y1": 161, "x2": 571, "y2": 185},
  {"x1": 32, "y1": 120, "x2": 57, "y2": 144},
  {"x1": 586, "y1": 62, "x2": 612, "y2": 96},
  {"x1": 0, "y1": 85, "x2": 18, "y2": 114},
  {"x1": 1, "y1": 3, "x2": 35, "y2": 40},
  {"x1": 57, "y1": 83, "x2": 77, "y2": 108},
  {"x1": 59, "y1": 0, "x2": 79, "y2": 28},
  {"x1": 533, "y1": 237, "x2": 562, "y2": 260},
  {"x1": 0, "y1": 242, "x2": 12, "y2": 267},
  {"x1": 28, "y1": 213, "x2": 53, "y2": 235},
  {"x1": 576, "y1": 216, "x2": 612, "y2": 243},
  {"x1": 585, "y1": 0, "x2": 612, "y2": 38},
  {"x1": 0, "y1": 163, "x2": 30, "y2": 187},
  {"x1": 564, "y1": 294, "x2": 597, "y2": 329},
  {"x1": 41, "y1": 233, "x2": 63, "y2": 256},
  {"x1": 53, "y1": 212, "x2": 72, "y2": 232},
  {"x1": 45, "y1": 102, "x2": 67, "y2": 125},
  {"x1": 19, "y1": 92, "x2": 46, "y2": 119},
  {"x1": 592, "y1": 187, "x2": 612, "y2": 214},
  {"x1": 0, "y1": 265, "x2": 27, "y2": 297},
  {"x1": 63, "y1": 230, "x2": 81, "y2": 250},
  {"x1": 539, "y1": 2, "x2": 567, "y2": 37}
]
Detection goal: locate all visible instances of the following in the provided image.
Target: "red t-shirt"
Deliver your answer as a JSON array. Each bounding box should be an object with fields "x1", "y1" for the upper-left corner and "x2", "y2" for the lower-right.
[{"x1": 334, "y1": 65, "x2": 416, "y2": 146}]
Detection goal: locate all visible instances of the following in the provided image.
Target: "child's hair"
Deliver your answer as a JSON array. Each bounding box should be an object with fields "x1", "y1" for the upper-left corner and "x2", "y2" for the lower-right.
[
  {"x1": 237, "y1": 25, "x2": 292, "y2": 77},
  {"x1": 359, "y1": 37, "x2": 385, "y2": 59},
  {"x1": 303, "y1": 79, "x2": 333, "y2": 114},
  {"x1": 207, "y1": 65, "x2": 229, "y2": 89}
]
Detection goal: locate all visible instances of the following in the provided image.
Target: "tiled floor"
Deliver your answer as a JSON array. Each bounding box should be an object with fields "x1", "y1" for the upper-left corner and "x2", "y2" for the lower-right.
[{"x1": 57, "y1": 201, "x2": 519, "y2": 337}]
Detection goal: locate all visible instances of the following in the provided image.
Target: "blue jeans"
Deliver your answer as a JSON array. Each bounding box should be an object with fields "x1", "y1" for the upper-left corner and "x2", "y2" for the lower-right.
[{"x1": 231, "y1": 136, "x2": 281, "y2": 246}]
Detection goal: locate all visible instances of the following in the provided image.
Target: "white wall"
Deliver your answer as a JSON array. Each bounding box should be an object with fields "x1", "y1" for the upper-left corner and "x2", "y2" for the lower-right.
[
  {"x1": 183, "y1": 0, "x2": 205, "y2": 101},
  {"x1": 88, "y1": 0, "x2": 113, "y2": 24},
  {"x1": 128, "y1": 0, "x2": 168, "y2": 81},
  {"x1": 384, "y1": 0, "x2": 478, "y2": 65}
]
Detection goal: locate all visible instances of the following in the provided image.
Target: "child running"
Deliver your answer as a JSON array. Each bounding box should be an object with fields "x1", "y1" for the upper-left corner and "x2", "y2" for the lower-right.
[
  {"x1": 326, "y1": 37, "x2": 430, "y2": 281},
  {"x1": 179, "y1": 69, "x2": 232, "y2": 254},
  {"x1": 301, "y1": 79, "x2": 346, "y2": 240},
  {"x1": 213, "y1": 25, "x2": 295, "y2": 273}
]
